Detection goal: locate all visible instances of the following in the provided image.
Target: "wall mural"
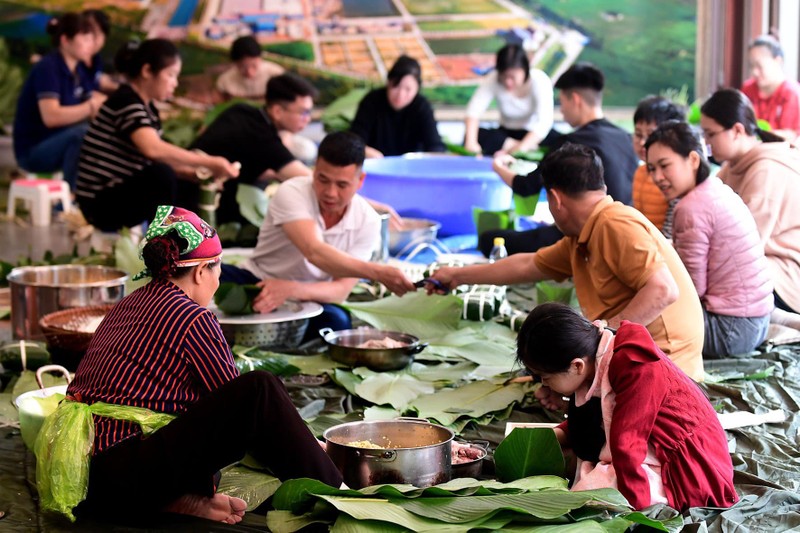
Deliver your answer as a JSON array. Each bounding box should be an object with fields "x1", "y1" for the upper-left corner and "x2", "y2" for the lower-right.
[{"x1": 0, "y1": 0, "x2": 696, "y2": 108}]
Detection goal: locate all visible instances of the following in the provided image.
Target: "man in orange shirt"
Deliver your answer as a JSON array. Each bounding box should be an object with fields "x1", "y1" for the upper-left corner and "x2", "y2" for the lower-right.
[{"x1": 430, "y1": 143, "x2": 704, "y2": 381}]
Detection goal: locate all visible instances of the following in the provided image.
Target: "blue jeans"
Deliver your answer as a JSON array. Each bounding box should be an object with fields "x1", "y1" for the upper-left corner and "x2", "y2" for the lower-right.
[
  {"x1": 16, "y1": 122, "x2": 89, "y2": 190},
  {"x1": 219, "y1": 264, "x2": 352, "y2": 343},
  {"x1": 702, "y1": 308, "x2": 770, "y2": 359}
]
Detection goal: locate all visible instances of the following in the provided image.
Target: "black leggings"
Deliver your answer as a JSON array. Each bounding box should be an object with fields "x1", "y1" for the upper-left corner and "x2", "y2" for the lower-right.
[
  {"x1": 81, "y1": 372, "x2": 342, "y2": 518},
  {"x1": 78, "y1": 162, "x2": 177, "y2": 232}
]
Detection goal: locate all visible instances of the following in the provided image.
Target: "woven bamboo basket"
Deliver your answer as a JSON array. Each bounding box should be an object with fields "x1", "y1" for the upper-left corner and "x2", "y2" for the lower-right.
[{"x1": 39, "y1": 304, "x2": 115, "y2": 369}]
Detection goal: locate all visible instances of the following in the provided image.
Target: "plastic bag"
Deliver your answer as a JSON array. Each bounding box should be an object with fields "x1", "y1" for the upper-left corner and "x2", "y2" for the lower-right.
[
  {"x1": 34, "y1": 401, "x2": 94, "y2": 521},
  {"x1": 35, "y1": 401, "x2": 176, "y2": 521}
]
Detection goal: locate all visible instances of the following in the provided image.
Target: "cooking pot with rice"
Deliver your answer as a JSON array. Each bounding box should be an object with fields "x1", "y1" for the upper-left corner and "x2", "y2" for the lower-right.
[{"x1": 324, "y1": 419, "x2": 453, "y2": 489}]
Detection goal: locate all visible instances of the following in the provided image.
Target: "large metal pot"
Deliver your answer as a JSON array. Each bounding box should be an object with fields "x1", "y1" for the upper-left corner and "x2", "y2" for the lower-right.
[
  {"x1": 8, "y1": 265, "x2": 127, "y2": 341},
  {"x1": 324, "y1": 419, "x2": 453, "y2": 489},
  {"x1": 211, "y1": 301, "x2": 323, "y2": 348},
  {"x1": 319, "y1": 328, "x2": 427, "y2": 371}
]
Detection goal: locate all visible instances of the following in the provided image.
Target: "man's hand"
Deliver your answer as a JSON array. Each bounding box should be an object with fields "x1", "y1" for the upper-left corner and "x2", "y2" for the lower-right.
[
  {"x1": 253, "y1": 279, "x2": 298, "y2": 313},
  {"x1": 375, "y1": 265, "x2": 415, "y2": 295}
]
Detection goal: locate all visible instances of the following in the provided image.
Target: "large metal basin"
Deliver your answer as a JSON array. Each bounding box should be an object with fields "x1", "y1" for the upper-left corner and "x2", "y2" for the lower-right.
[{"x1": 8, "y1": 265, "x2": 127, "y2": 340}]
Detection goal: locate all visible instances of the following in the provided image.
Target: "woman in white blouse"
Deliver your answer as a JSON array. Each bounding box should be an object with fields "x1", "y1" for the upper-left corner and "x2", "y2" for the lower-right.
[{"x1": 464, "y1": 44, "x2": 554, "y2": 157}]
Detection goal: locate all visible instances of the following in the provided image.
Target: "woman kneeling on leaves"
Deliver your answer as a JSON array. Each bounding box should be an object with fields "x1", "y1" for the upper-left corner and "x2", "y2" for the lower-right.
[
  {"x1": 37, "y1": 205, "x2": 342, "y2": 524},
  {"x1": 516, "y1": 302, "x2": 737, "y2": 511}
]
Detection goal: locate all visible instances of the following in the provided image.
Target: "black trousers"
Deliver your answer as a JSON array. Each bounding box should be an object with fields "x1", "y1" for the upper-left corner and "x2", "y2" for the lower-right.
[
  {"x1": 476, "y1": 127, "x2": 527, "y2": 155},
  {"x1": 478, "y1": 224, "x2": 564, "y2": 257},
  {"x1": 78, "y1": 162, "x2": 177, "y2": 232},
  {"x1": 81, "y1": 372, "x2": 342, "y2": 518}
]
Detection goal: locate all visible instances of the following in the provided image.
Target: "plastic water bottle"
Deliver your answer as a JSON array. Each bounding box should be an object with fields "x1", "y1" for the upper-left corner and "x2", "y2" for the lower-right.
[{"x1": 489, "y1": 237, "x2": 508, "y2": 263}]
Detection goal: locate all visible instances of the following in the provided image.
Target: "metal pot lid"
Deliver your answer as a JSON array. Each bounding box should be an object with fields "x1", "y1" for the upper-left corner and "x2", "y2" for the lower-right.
[{"x1": 209, "y1": 300, "x2": 323, "y2": 324}]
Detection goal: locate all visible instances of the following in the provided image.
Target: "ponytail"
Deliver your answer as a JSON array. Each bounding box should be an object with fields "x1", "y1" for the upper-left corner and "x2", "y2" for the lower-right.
[{"x1": 114, "y1": 38, "x2": 179, "y2": 80}]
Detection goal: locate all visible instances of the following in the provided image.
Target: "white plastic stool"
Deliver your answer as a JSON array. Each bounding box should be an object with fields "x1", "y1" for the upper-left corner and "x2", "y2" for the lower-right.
[{"x1": 6, "y1": 178, "x2": 72, "y2": 226}]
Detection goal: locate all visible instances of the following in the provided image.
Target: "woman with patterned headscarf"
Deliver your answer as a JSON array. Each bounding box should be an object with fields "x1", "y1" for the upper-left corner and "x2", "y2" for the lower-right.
[{"x1": 37, "y1": 206, "x2": 342, "y2": 525}]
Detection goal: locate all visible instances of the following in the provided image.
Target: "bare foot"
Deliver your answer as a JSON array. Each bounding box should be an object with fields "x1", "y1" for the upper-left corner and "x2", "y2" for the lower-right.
[{"x1": 164, "y1": 493, "x2": 247, "y2": 524}]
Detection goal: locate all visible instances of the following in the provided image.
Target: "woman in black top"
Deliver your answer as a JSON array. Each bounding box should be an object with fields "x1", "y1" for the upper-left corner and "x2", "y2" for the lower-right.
[{"x1": 350, "y1": 55, "x2": 445, "y2": 158}]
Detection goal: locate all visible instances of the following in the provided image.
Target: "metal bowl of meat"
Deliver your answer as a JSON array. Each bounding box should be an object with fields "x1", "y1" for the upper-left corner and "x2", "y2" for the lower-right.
[
  {"x1": 319, "y1": 327, "x2": 427, "y2": 371},
  {"x1": 450, "y1": 440, "x2": 489, "y2": 479}
]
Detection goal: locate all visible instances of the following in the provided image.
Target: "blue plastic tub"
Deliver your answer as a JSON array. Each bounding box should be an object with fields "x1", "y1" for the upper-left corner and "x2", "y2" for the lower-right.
[{"x1": 361, "y1": 155, "x2": 513, "y2": 237}]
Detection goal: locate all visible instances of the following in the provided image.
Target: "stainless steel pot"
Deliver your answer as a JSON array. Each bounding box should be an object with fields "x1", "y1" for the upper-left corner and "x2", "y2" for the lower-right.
[
  {"x1": 319, "y1": 328, "x2": 427, "y2": 371},
  {"x1": 324, "y1": 419, "x2": 453, "y2": 489},
  {"x1": 8, "y1": 265, "x2": 127, "y2": 341}
]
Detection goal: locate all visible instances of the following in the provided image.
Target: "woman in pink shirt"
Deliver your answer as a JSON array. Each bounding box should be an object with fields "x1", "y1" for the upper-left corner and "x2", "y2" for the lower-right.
[{"x1": 645, "y1": 120, "x2": 773, "y2": 358}]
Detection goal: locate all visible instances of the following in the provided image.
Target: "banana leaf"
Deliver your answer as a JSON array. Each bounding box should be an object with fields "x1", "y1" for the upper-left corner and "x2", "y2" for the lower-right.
[
  {"x1": 114, "y1": 229, "x2": 148, "y2": 293},
  {"x1": 394, "y1": 491, "x2": 627, "y2": 522},
  {"x1": 425, "y1": 340, "x2": 515, "y2": 371},
  {"x1": 343, "y1": 292, "x2": 463, "y2": 339},
  {"x1": 494, "y1": 428, "x2": 565, "y2": 481},
  {"x1": 409, "y1": 379, "x2": 534, "y2": 427},
  {"x1": 364, "y1": 406, "x2": 402, "y2": 420},
  {"x1": 321, "y1": 88, "x2": 370, "y2": 133},
  {"x1": 11, "y1": 370, "x2": 67, "y2": 400},
  {"x1": 320, "y1": 495, "x2": 500, "y2": 531},
  {"x1": 285, "y1": 353, "x2": 344, "y2": 375},
  {"x1": 214, "y1": 282, "x2": 261, "y2": 315},
  {"x1": 269, "y1": 477, "x2": 678, "y2": 532},
  {"x1": 306, "y1": 412, "x2": 364, "y2": 440},
  {"x1": 217, "y1": 465, "x2": 280, "y2": 511},
  {"x1": 267, "y1": 509, "x2": 331, "y2": 533},
  {"x1": 403, "y1": 361, "x2": 477, "y2": 384},
  {"x1": 353, "y1": 370, "x2": 434, "y2": 409},
  {"x1": 233, "y1": 354, "x2": 299, "y2": 376},
  {"x1": 235, "y1": 183, "x2": 268, "y2": 228},
  {"x1": 332, "y1": 368, "x2": 361, "y2": 397}
]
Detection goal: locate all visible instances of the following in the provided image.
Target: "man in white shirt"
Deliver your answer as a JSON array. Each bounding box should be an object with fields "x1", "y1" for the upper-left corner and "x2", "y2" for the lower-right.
[
  {"x1": 216, "y1": 35, "x2": 285, "y2": 101},
  {"x1": 220, "y1": 132, "x2": 415, "y2": 332}
]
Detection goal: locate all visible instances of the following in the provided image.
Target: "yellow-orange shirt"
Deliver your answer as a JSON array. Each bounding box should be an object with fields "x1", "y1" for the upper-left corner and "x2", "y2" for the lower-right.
[
  {"x1": 534, "y1": 197, "x2": 704, "y2": 381},
  {"x1": 632, "y1": 164, "x2": 669, "y2": 231}
]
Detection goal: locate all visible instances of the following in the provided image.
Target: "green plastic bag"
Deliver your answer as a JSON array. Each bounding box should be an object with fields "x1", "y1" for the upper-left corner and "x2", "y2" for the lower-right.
[{"x1": 35, "y1": 401, "x2": 175, "y2": 521}]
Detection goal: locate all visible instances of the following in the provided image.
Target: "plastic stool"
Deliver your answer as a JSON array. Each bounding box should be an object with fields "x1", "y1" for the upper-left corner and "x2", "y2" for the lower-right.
[{"x1": 6, "y1": 178, "x2": 72, "y2": 226}]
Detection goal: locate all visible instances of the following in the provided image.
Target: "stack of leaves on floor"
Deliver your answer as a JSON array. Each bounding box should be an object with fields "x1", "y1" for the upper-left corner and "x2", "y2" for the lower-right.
[{"x1": 265, "y1": 429, "x2": 682, "y2": 532}]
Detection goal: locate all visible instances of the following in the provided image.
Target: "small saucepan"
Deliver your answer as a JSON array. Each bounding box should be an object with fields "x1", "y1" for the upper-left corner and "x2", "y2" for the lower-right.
[
  {"x1": 319, "y1": 328, "x2": 427, "y2": 371},
  {"x1": 450, "y1": 439, "x2": 489, "y2": 479}
]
